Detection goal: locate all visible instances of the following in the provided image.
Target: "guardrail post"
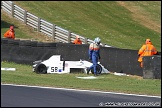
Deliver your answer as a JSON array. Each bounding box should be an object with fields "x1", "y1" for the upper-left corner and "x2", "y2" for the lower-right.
[
  {"x1": 84, "y1": 37, "x2": 88, "y2": 44},
  {"x1": 87, "y1": 38, "x2": 89, "y2": 44},
  {"x1": 68, "y1": 31, "x2": 71, "y2": 43},
  {"x1": 101, "y1": 43, "x2": 104, "y2": 47},
  {"x1": 52, "y1": 24, "x2": 56, "y2": 40},
  {"x1": 24, "y1": 10, "x2": 27, "y2": 24},
  {"x1": 11, "y1": 2, "x2": 14, "y2": 17},
  {"x1": 37, "y1": 17, "x2": 40, "y2": 32}
]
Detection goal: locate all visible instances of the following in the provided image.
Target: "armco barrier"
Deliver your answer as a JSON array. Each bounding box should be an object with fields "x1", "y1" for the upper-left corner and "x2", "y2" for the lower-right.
[{"x1": 1, "y1": 38, "x2": 161, "y2": 77}]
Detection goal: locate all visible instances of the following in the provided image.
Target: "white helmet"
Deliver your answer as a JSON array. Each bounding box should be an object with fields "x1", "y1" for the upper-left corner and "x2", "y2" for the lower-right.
[{"x1": 94, "y1": 37, "x2": 101, "y2": 45}]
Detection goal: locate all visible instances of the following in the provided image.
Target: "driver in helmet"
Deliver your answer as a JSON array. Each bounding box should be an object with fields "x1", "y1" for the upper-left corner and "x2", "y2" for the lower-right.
[{"x1": 87, "y1": 37, "x2": 101, "y2": 76}]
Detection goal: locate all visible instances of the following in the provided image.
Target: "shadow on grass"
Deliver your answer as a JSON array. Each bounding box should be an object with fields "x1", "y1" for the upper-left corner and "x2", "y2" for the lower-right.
[{"x1": 1, "y1": 20, "x2": 18, "y2": 29}]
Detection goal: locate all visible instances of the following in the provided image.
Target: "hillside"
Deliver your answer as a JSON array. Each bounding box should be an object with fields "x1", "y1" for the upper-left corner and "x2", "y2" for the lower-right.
[
  {"x1": 1, "y1": 1, "x2": 161, "y2": 51},
  {"x1": 1, "y1": 10, "x2": 55, "y2": 43}
]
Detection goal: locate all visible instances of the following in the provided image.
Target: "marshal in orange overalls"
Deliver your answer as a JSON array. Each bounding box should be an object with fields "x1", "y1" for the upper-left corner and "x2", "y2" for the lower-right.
[
  {"x1": 73, "y1": 36, "x2": 82, "y2": 44},
  {"x1": 4, "y1": 26, "x2": 15, "y2": 39},
  {"x1": 138, "y1": 39, "x2": 157, "y2": 68}
]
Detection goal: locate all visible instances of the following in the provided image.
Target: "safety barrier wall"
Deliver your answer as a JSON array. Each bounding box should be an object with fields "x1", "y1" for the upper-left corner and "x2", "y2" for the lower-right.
[
  {"x1": 3, "y1": 38, "x2": 159, "y2": 77},
  {"x1": 1, "y1": 1, "x2": 111, "y2": 47},
  {"x1": 2, "y1": 38, "x2": 161, "y2": 78}
]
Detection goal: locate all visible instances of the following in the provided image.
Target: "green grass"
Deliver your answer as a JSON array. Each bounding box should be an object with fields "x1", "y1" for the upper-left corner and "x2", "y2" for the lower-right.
[
  {"x1": 1, "y1": 1, "x2": 161, "y2": 51},
  {"x1": 1, "y1": 61, "x2": 161, "y2": 96}
]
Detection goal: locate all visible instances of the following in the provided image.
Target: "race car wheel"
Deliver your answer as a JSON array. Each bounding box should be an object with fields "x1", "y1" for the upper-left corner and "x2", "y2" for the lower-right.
[
  {"x1": 35, "y1": 63, "x2": 47, "y2": 74},
  {"x1": 91, "y1": 64, "x2": 102, "y2": 74}
]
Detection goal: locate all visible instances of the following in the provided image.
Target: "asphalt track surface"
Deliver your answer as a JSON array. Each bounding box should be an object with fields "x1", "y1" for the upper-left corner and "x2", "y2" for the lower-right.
[{"x1": 1, "y1": 84, "x2": 161, "y2": 107}]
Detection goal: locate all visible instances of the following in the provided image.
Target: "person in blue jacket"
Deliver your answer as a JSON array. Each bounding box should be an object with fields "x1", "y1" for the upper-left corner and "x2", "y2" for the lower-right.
[{"x1": 87, "y1": 37, "x2": 101, "y2": 76}]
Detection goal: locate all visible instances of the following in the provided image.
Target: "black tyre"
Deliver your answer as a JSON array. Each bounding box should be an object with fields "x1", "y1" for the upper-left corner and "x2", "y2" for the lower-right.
[
  {"x1": 91, "y1": 64, "x2": 102, "y2": 74},
  {"x1": 35, "y1": 63, "x2": 47, "y2": 74}
]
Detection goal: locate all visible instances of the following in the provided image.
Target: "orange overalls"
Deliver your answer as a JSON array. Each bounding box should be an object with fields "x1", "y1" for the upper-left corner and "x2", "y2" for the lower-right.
[
  {"x1": 4, "y1": 29, "x2": 15, "y2": 39},
  {"x1": 73, "y1": 37, "x2": 82, "y2": 44},
  {"x1": 138, "y1": 41, "x2": 157, "y2": 67}
]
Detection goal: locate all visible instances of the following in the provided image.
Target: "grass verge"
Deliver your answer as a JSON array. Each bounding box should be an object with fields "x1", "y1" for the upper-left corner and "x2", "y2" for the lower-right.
[{"x1": 1, "y1": 61, "x2": 161, "y2": 96}]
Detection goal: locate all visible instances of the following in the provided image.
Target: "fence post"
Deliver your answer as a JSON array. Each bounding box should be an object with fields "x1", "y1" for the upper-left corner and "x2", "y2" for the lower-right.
[
  {"x1": 52, "y1": 24, "x2": 56, "y2": 40},
  {"x1": 67, "y1": 31, "x2": 71, "y2": 43},
  {"x1": 24, "y1": 10, "x2": 27, "y2": 24},
  {"x1": 84, "y1": 37, "x2": 88, "y2": 44},
  {"x1": 37, "y1": 17, "x2": 40, "y2": 32},
  {"x1": 11, "y1": 2, "x2": 14, "y2": 17},
  {"x1": 87, "y1": 38, "x2": 89, "y2": 44},
  {"x1": 102, "y1": 43, "x2": 105, "y2": 47}
]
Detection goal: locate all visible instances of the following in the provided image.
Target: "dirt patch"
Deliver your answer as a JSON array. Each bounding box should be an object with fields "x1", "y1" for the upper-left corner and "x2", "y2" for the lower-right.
[
  {"x1": 117, "y1": 1, "x2": 160, "y2": 33},
  {"x1": 110, "y1": 72, "x2": 143, "y2": 80},
  {"x1": 127, "y1": 74, "x2": 143, "y2": 80}
]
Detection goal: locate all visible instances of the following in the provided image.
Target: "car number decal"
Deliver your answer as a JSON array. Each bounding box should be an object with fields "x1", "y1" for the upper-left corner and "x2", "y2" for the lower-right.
[
  {"x1": 51, "y1": 67, "x2": 62, "y2": 72},
  {"x1": 51, "y1": 67, "x2": 58, "y2": 72}
]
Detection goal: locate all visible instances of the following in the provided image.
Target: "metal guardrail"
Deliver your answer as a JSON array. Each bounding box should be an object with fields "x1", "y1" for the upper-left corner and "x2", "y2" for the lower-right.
[{"x1": 1, "y1": 1, "x2": 112, "y2": 47}]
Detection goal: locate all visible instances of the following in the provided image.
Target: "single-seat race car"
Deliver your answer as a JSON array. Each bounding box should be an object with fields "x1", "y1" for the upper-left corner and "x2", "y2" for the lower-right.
[{"x1": 33, "y1": 55, "x2": 109, "y2": 75}]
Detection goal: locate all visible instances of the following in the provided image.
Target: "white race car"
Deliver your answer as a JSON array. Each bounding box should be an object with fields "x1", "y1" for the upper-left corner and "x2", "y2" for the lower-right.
[{"x1": 33, "y1": 55, "x2": 109, "y2": 74}]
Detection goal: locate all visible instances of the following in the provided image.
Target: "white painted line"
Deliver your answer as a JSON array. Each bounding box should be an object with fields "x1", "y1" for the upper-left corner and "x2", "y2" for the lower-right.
[{"x1": 1, "y1": 83, "x2": 161, "y2": 98}]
